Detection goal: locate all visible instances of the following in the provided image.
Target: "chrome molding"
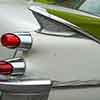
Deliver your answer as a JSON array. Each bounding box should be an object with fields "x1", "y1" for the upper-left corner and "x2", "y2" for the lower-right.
[
  {"x1": 38, "y1": 29, "x2": 76, "y2": 37},
  {"x1": 1, "y1": 79, "x2": 100, "y2": 94},
  {"x1": 14, "y1": 32, "x2": 33, "y2": 51},
  {"x1": 6, "y1": 58, "x2": 26, "y2": 76},
  {"x1": 52, "y1": 80, "x2": 100, "y2": 89}
]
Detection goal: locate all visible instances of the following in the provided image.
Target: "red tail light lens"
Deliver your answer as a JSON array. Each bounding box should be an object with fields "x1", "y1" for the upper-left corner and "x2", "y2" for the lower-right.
[
  {"x1": 1, "y1": 33, "x2": 20, "y2": 48},
  {"x1": 1, "y1": 32, "x2": 32, "y2": 51},
  {"x1": 0, "y1": 61, "x2": 13, "y2": 75}
]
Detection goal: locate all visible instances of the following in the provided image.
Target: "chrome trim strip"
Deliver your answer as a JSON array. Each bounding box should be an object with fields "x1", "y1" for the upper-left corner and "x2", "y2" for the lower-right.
[{"x1": 52, "y1": 80, "x2": 100, "y2": 89}]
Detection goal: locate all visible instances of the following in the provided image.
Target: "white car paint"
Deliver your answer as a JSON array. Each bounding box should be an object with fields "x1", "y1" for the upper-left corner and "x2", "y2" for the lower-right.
[{"x1": 0, "y1": 0, "x2": 100, "y2": 100}]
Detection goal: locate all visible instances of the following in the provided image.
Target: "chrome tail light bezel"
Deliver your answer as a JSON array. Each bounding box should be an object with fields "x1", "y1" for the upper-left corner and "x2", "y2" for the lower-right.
[
  {"x1": 1, "y1": 32, "x2": 33, "y2": 51},
  {"x1": 0, "y1": 58, "x2": 26, "y2": 76},
  {"x1": 5, "y1": 58, "x2": 26, "y2": 76}
]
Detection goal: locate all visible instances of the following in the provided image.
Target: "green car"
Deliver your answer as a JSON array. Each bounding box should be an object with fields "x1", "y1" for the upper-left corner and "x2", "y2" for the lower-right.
[{"x1": 33, "y1": 0, "x2": 100, "y2": 41}]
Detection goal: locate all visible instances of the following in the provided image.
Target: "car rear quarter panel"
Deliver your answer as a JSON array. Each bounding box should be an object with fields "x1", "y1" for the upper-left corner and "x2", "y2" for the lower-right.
[{"x1": 1, "y1": 2, "x2": 100, "y2": 100}]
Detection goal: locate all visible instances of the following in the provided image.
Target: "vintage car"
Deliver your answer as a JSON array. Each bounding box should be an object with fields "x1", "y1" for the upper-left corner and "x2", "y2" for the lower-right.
[{"x1": 0, "y1": 0, "x2": 100, "y2": 100}]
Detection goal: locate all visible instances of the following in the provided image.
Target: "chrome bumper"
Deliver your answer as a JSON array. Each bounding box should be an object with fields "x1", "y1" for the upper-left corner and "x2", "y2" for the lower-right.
[
  {"x1": 0, "y1": 79, "x2": 52, "y2": 94},
  {"x1": 0, "y1": 79, "x2": 52, "y2": 100}
]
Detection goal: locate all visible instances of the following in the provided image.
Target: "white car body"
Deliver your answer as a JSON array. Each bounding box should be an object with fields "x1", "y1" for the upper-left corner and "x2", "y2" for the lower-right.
[{"x1": 0, "y1": 0, "x2": 100, "y2": 100}]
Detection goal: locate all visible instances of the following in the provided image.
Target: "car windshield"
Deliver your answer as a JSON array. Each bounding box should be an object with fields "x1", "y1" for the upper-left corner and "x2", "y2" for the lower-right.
[{"x1": 79, "y1": 0, "x2": 100, "y2": 16}]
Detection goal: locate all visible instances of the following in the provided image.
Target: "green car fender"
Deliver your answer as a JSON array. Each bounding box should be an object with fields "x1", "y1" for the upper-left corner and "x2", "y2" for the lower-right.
[
  {"x1": 33, "y1": 0, "x2": 100, "y2": 41},
  {"x1": 47, "y1": 8, "x2": 100, "y2": 40}
]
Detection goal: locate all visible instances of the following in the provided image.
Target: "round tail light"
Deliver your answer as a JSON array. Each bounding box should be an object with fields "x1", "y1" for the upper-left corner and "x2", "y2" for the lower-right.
[
  {"x1": 1, "y1": 33, "x2": 20, "y2": 48},
  {"x1": 0, "y1": 32, "x2": 32, "y2": 51},
  {"x1": 0, "y1": 58, "x2": 25, "y2": 76},
  {"x1": 0, "y1": 61, "x2": 13, "y2": 75}
]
